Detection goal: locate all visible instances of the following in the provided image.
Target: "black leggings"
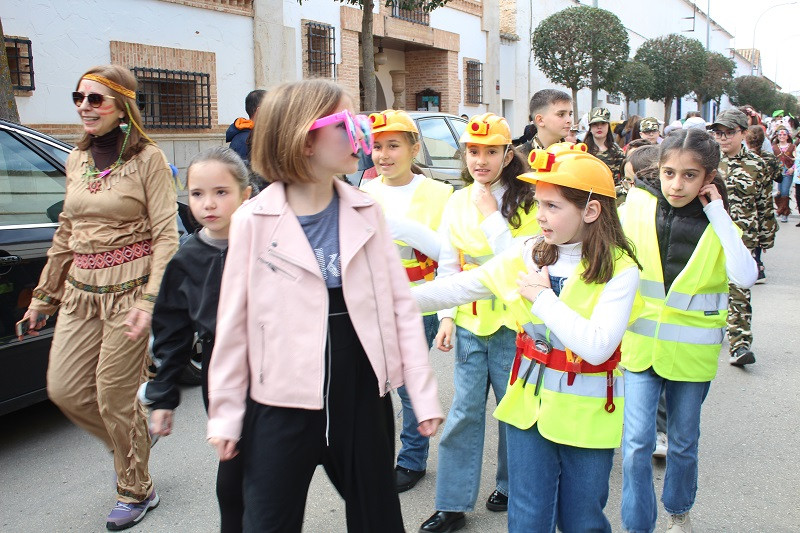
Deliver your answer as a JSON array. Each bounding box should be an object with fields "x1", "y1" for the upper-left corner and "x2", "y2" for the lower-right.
[
  {"x1": 203, "y1": 343, "x2": 244, "y2": 533},
  {"x1": 238, "y1": 287, "x2": 403, "y2": 533}
]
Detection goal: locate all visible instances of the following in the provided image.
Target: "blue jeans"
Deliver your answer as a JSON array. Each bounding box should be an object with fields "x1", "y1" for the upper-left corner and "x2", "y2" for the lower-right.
[
  {"x1": 621, "y1": 368, "x2": 711, "y2": 533},
  {"x1": 780, "y1": 171, "x2": 793, "y2": 197},
  {"x1": 396, "y1": 313, "x2": 439, "y2": 471},
  {"x1": 507, "y1": 424, "x2": 613, "y2": 533},
  {"x1": 434, "y1": 325, "x2": 515, "y2": 512}
]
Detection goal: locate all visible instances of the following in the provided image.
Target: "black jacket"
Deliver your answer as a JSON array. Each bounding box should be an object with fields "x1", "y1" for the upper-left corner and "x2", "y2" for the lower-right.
[
  {"x1": 635, "y1": 175, "x2": 714, "y2": 293},
  {"x1": 225, "y1": 120, "x2": 251, "y2": 163},
  {"x1": 147, "y1": 233, "x2": 226, "y2": 411}
]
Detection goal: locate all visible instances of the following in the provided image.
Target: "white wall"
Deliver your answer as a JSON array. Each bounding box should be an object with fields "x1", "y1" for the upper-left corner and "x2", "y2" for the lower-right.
[{"x1": 3, "y1": 0, "x2": 254, "y2": 125}]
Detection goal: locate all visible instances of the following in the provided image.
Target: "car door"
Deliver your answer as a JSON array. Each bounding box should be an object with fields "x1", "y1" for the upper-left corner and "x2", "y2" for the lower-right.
[
  {"x1": 415, "y1": 116, "x2": 468, "y2": 189},
  {"x1": 0, "y1": 126, "x2": 68, "y2": 415}
]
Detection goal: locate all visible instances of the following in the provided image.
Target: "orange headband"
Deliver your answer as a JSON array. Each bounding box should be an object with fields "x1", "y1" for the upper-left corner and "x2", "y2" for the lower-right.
[{"x1": 82, "y1": 74, "x2": 135, "y2": 99}]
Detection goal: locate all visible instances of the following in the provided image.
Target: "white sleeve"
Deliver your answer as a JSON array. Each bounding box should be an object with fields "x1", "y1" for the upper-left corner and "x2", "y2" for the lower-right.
[
  {"x1": 530, "y1": 266, "x2": 640, "y2": 365},
  {"x1": 480, "y1": 211, "x2": 515, "y2": 254},
  {"x1": 434, "y1": 210, "x2": 460, "y2": 321},
  {"x1": 412, "y1": 268, "x2": 493, "y2": 313},
  {"x1": 385, "y1": 216, "x2": 442, "y2": 261},
  {"x1": 704, "y1": 200, "x2": 758, "y2": 288}
]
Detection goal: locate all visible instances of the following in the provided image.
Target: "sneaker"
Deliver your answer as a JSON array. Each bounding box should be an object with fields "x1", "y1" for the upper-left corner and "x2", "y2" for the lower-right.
[
  {"x1": 755, "y1": 266, "x2": 766, "y2": 284},
  {"x1": 666, "y1": 512, "x2": 692, "y2": 532},
  {"x1": 106, "y1": 491, "x2": 159, "y2": 531},
  {"x1": 653, "y1": 431, "x2": 667, "y2": 459},
  {"x1": 395, "y1": 466, "x2": 426, "y2": 493},
  {"x1": 780, "y1": 214, "x2": 789, "y2": 223},
  {"x1": 729, "y1": 347, "x2": 756, "y2": 366}
]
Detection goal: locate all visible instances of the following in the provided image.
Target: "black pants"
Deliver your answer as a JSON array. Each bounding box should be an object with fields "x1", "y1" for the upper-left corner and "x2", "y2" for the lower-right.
[
  {"x1": 202, "y1": 342, "x2": 245, "y2": 533},
  {"x1": 239, "y1": 288, "x2": 403, "y2": 533}
]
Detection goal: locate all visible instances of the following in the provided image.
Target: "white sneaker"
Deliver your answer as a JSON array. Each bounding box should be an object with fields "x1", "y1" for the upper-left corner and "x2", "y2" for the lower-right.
[
  {"x1": 780, "y1": 214, "x2": 789, "y2": 223},
  {"x1": 653, "y1": 431, "x2": 667, "y2": 459},
  {"x1": 666, "y1": 512, "x2": 692, "y2": 532}
]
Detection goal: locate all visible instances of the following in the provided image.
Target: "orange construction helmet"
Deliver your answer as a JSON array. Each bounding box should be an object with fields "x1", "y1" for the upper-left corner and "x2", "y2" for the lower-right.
[
  {"x1": 369, "y1": 110, "x2": 419, "y2": 135},
  {"x1": 459, "y1": 113, "x2": 512, "y2": 146},
  {"x1": 518, "y1": 142, "x2": 616, "y2": 198}
]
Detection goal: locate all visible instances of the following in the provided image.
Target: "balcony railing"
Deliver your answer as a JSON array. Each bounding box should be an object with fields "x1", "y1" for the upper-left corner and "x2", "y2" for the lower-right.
[{"x1": 391, "y1": 4, "x2": 430, "y2": 25}]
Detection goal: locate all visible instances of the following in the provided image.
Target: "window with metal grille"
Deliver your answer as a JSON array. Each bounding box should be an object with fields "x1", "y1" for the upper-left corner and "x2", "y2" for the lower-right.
[
  {"x1": 132, "y1": 67, "x2": 211, "y2": 129},
  {"x1": 4, "y1": 38, "x2": 34, "y2": 91},
  {"x1": 465, "y1": 60, "x2": 483, "y2": 105},
  {"x1": 306, "y1": 22, "x2": 336, "y2": 79}
]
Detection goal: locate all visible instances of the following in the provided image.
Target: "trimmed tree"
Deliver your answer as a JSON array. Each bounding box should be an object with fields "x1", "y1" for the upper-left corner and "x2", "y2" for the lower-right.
[
  {"x1": 611, "y1": 60, "x2": 654, "y2": 114},
  {"x1": 728, "y1": 75, "x2": 779, "y2": 115},
  {"x1": 693, "y1": 51, "x2": 735, "y2": 118},
  {"x1": 634, "y1": 34, "x2": 707, "y2": 123},
  {"x1": 531, "y1": 6, "x2": 629, "y2": 118},
  {"x1": 0, "y1": 17, "x2": 20, "y2": 123}
]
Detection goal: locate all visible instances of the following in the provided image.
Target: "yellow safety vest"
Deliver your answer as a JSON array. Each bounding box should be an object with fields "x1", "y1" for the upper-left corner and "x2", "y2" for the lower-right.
[
  {"x1": 476, "y1": 245, "x2": 640, "y2": 449},
  {"x1": 362, "y1": 176, "x2": 453, "y2": 315},
  {"x1": 621, "y1": 187, "x2": 734, "y2": 382},
  {"x1": 446, "y1": 185, "x2": 540, "y2": 335}
]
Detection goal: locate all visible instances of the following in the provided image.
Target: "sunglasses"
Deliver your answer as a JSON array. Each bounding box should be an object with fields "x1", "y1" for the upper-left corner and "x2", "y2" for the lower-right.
[
  {"x1": 309, "y1": 110, "x2": 372, "y2": 155},
  {"x1": 72, "y1": 91, "x2": 116, "y2": 108}
]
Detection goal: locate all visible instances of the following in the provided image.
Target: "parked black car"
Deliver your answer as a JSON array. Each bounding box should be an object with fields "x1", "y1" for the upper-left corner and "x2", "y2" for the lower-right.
[{"x1": 0, "y1": 120, "x2": 198, "y2": 416}]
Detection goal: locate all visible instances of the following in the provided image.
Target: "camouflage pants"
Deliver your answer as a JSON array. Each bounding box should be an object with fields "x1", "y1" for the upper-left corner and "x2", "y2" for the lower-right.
[{"x1": 727, "y1": 283, "x2": 752, "y2": 353}]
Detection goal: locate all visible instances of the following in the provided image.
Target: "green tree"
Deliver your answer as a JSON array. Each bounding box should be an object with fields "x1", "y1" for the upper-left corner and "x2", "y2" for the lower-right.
[
  {"x1": 693, "y1": 51, "x2": 735, "y2": 118},
  {"x1": 728, "y1": 75, "x2": 779, "y2": 114},
  {"x1": 610, "y1": 59, "x2": 654, "y2": 114},
  {"x1": 0, "y1": 17, "x2": 20, "y2": 123},
  {"x1": 771, "y1": 92, "x2": 799, "y2": 118},
  {"x1": 634, "y1": 34, "x2": 706, "y2": 123},
  {"x1": 531, "y1": 6, "x2": 629, "y2": 118}
]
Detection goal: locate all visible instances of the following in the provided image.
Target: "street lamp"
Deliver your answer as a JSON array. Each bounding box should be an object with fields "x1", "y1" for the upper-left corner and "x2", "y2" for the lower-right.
[{"x1": 751, "y1": 2, "x2": 798, "y2": 75}]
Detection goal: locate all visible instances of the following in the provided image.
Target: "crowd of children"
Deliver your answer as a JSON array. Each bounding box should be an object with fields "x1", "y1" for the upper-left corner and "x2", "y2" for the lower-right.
[{"x1": 33, "y1": 71, "x2": 783, "y2": 532}]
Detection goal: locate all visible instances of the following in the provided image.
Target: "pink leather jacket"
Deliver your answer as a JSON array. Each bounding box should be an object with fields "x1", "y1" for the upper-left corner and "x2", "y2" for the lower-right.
[{"x1": 207, "y1": 179, "x2": 443, "y2": 441}]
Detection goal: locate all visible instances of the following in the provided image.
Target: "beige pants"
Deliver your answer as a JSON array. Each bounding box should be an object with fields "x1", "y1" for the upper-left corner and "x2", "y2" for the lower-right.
[{"x1": 47, "y1": 308, "x2": 153, "y2": 503}]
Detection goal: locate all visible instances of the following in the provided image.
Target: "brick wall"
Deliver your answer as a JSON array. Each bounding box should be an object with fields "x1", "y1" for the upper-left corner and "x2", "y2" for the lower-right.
[
  {"x1": 499, "y1": 0, "x2": 517, "y2": 36},
  {"x1": 157, "y1": 0, "x2": 254, "y2": 16},
  {"x1": 339, "y1": 29, "x2": 361, "y2": 111},
  {"x1": 405, "y1": 49, "x2": 460, "y2": 114},
  {"x1": 109, "y1": 40, "x2": 218, "y2": 134}
]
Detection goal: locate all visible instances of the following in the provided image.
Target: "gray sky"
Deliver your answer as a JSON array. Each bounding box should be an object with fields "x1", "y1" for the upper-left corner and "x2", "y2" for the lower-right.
[{"x1": 707, "y1": 0, "x2": 800, "y2": 92}]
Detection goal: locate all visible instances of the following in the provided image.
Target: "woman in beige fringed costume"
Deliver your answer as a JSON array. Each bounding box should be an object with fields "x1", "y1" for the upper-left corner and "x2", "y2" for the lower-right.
[{"x1": 21, "y1": 64, "x2": 178, "y2": 531}]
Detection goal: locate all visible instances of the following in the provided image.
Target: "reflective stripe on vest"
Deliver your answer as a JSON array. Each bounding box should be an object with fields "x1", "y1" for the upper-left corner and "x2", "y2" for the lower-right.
[
  {"x1": 621, "y1": 187, "x2": 734, "y2": 381},
  {"x1": 447, "y1": 185, "x2": 540, "y2": 335}
]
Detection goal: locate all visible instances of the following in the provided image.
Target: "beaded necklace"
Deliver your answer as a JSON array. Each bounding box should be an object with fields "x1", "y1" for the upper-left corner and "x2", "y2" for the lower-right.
[{"x1": 83, "y1": 124, "x2": 131, "y2": 193}]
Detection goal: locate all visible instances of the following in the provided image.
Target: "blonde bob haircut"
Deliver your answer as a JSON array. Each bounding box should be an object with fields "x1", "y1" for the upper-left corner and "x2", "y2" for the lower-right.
[{"x1": 250, "y1": 79, "x2": 346, "y2": 184}]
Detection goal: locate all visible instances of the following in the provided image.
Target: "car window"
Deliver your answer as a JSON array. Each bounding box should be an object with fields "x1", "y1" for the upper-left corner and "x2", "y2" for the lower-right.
[
  {"x1": 417, "y1": 118, "x2": 462, "y2": 169},
  {"x1": 30, "y1": 138, "x2": 70, "y2": 166},
  {"x1": 450, "y1": 118, "x2": 467, "y2": 140},
  {"x1": 0, "y1": 130, "x2": 66, "y2": 225}
]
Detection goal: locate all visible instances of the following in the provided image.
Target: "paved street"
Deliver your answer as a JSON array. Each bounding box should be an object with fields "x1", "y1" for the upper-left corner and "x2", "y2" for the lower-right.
[{"x1": 2, "y1": 218, "x2": 799, "y2": 533}]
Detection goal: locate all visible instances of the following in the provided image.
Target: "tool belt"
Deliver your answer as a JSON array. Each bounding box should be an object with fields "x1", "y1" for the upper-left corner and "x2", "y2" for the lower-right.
[
  {"x1": 405, "y1": 250, "x2": 437, "y2": 282},
  {"x1": 510, "y1": 331, "x2": 620, "y2": 413}
]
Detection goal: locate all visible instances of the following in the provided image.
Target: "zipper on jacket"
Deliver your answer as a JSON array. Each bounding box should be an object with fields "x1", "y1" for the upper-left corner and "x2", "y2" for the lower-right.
[
  {"x1": 324, "y1": 327, "x2": 332, "y2": 447},
  {"x1": 262, "y1": 259, "x2": 298, "y2": 281},
  {"x1": 363, "y1": 243, "x2": 391, "y2": 394},
  {"x1": 259, "y1": 324, "x2": 265, "y2": 383},
  {"x1": 660, "y1": 205, "x2": 674, "y2": 293}
]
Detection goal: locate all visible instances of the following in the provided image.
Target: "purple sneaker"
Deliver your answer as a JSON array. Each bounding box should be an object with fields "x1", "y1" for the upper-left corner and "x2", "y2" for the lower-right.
[{"x1": 106, "y1": 491, "x2": 159, "y2": 531}]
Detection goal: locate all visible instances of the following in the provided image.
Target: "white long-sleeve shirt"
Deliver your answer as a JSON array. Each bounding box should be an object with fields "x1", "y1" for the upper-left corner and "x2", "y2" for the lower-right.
[
  {"x1": 413, "y1": 239, "x2": 640, "y2": 365},
  {"x1": 366, "y1": 174, "x2": 444, "y2": 261},
  {"x1": 435, "y1": 181, "x2": 529, "y2": 321}
]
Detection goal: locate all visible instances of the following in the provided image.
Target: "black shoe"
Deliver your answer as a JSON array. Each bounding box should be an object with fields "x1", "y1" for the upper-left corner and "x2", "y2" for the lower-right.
[
  {"x1": 419, "y1": 511, "x2": 466, "y2": 533},
  {"x1": 485, "y1": 489, "x2": 508, "y2": 512},
  {"x1": 395, "y1": 465, "x2": 426, "y2": 493},
  {"x1": 729, "y1": 347, "x2": 756, "y2": 366}
]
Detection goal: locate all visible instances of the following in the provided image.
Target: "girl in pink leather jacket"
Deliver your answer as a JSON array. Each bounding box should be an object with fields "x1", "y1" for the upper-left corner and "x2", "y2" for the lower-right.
[{"x1": 206, "y1": 79, "x2": 443, "y2": 533}]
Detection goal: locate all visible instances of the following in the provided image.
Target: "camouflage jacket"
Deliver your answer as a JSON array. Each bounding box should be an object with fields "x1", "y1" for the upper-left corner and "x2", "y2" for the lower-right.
[
  {"x1": 515, "y1": 135, "x2": 560, "y2": 159},
  {"x1": 757, "y1": 151, "x2": 782, "y2": 183},
  {"x1": 594, "y1": 143, "x2": 625, "y2": 185},
  {"x1": 719, "y1": 146, "x2": 777, "y2": 250}
]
